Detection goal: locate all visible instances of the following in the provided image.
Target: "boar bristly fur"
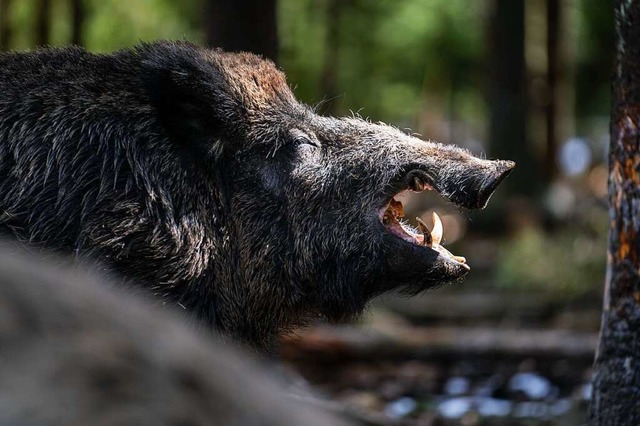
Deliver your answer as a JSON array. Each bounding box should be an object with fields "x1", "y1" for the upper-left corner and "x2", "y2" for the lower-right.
[{"x1": 0, "y1": 41, "x2": 513, "y2": 348}]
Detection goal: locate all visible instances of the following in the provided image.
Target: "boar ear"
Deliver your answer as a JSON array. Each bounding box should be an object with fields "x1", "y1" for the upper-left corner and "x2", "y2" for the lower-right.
[{"x1": 143, "y1": 49, "x2": 242, "y2": 160}]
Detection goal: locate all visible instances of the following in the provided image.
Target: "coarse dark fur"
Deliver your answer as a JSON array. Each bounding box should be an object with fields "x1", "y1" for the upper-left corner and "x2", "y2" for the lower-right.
[
  {"x1": 0, "y1": 245, "x2": 349, "y2": 426},
  {"x1": 0, "y1": 41, "x2": 513, "y2": 348}
]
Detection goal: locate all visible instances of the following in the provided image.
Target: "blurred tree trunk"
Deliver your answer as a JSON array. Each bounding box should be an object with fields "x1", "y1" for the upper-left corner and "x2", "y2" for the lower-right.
[
  {"x1": 319, "y1": 0, "x2": 342, "y2": 116},
  {"x1": 545, "y1": 0, "x2": 560, "y2": 181},
  {"x1": 0, "y1": 0, "x2": 12, "y2": 50},
  {"x1": 589, "y1": 1, "x2": 640, "y2": 424},
  {"x1": 487, "y1": 0, "x2": 538, "y2": 196},
  {"x1": 203, "y1": 0, "x2": 278, "y2": 63},
  {"x1": 70, "y1": 0, "x2": 85, "y2": 46},
  {"x1": 35, "y1": 0, "x2": 51, "y2": 47}
]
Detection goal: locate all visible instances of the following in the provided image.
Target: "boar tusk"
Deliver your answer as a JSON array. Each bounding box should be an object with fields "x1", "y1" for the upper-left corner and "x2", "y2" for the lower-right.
[{"x1": 431, "y1": 212, "x2": 443, "y2": 245}]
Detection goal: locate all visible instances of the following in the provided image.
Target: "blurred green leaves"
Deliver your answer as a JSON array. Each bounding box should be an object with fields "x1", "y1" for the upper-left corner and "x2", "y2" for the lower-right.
[
  {"x1": 84, "y1": 0, "x2": 200, "y2": 52},
  {"x1": 495, "y1": 226, "x2": 606, "y2": 296},
  {"x1": 2, "y1": 0, "x2": 611, "y2": 129},
  {"x1": 279, "y1": 0, "x2": 485, "y2": 125},
  {"x1": 6, "y1": 0, "x2": 200, "y2": 51}
]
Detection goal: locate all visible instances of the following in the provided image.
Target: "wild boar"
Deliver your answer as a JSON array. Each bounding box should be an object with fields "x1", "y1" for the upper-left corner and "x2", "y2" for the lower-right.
[{"x1": 0, "y1": 41, "x2": 513, "y2": 348}]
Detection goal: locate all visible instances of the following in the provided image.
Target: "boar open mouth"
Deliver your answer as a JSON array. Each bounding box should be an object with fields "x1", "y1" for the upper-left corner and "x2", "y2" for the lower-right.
[
  {"x1": 377, "y1": 161, "x2": 513, "y2": 279},
  {"x1": 380, "y1": 196, "x2": 469, "y2": 269}
]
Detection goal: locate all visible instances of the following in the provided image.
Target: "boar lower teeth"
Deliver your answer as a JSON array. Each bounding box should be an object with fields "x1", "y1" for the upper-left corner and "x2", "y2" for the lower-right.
[
  {"x1": 430, "y1": 212, "x2": 443, "y2": 245},
  {"x1": 415, "y1": 212, "x2": 442, "y2": 247},
  {"x1": 382, "y1": 199, "x2": 466, "y2": 265}
]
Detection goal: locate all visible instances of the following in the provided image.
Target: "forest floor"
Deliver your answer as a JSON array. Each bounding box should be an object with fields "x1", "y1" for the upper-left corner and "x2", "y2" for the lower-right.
[{"x1": 280, "y1": 284, "x2": 600, "y2": 426}]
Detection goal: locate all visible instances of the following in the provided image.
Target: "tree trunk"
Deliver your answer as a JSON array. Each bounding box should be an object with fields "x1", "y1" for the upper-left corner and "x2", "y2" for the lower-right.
[
  {"x1": 70, "y1": 0, "x2": 85, "y2": 46},
  {"x1": 589, "y1": 1, "x2": 640, "y2": 424},
  {"x1": 545, "y1": 0, "x2": 560, "y2": 181},
  {"x1": 0, "y1": 0, "x2": 12, "y2": 51},
  {"x1": 35, "y1": 0, "x2": 51, "y2": 47},
  {"x1": 487, "y1": 0, "x2": 537, "y2": 196},
  {"x1": 203, "y1": 0, "x2": 278, "y2": 63}
]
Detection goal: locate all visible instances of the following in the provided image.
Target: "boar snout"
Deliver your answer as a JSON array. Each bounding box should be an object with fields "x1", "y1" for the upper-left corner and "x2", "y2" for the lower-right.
[
  {"x1": 477, "y1": 160, "x2": 515, "y2": 207},
  {"x1": 371, "y1": 138, "x2": 514, "y2": 295},
  {"x1": 435, "y1": 158, "x2": 515, "y2": 209}
]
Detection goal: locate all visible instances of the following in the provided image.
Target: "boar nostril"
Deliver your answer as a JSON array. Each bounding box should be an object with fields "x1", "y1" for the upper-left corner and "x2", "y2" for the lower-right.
[{"x1": 475, "y1": 162, "x2": 515, "y2": 208}]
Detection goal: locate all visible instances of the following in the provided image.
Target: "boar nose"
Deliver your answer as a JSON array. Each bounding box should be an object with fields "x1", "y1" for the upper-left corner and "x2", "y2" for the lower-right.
[
  {"x1": 475, "y1": 160, "x2": 515, "y2": 208},
  {"x1": 435, "y1": 159, "x2": 515, "y2": 209}
]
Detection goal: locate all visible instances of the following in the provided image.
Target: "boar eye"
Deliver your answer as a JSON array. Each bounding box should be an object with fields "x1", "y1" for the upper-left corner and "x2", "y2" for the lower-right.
[{"x1": 292, "y1": 132, "x2": 319, "y2": 149}]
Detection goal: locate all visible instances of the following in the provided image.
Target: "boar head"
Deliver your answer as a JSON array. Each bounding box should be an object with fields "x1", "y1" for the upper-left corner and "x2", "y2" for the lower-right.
[{"x1": 149, "y1": 42, "x2": 514, "y2": 344}]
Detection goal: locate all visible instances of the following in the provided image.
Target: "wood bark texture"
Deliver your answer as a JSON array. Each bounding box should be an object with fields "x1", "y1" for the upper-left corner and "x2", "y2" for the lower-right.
[{"x1": 590, "y1": 1, "x2": 640, "y2": 424}]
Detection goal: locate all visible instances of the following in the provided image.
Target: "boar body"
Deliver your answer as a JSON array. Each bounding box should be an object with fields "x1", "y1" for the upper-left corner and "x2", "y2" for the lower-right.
[{"x1": 0, "y1": 42, "x2": 512, "y2": 348}]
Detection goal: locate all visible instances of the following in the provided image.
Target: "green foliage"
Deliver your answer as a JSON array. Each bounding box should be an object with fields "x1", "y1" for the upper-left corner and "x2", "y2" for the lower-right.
[
  {"x1": 279, "y1": 0, "x2": 485, "y2": 126},
  {"x1": 9, "y1": 1, "x2": 40, "y2": 49},
  {"x1": 495, "y1": 226, "x2": 606, "y2": 296},
  {"x1": 574, "y1": 0, "x2": 615, "y2": 119},
  {"x1": 3, "y1": 0, "x2": 612, "y2": 133},
  {"x1": 5, "y1": 0, "x2": 201, "y2": 51},
  {"x1": 278, "y1": 0, "x2": 327, "y2": 104},
  {"x1": 83, "y1": 0, "x2": 201, "y2": 52}
]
